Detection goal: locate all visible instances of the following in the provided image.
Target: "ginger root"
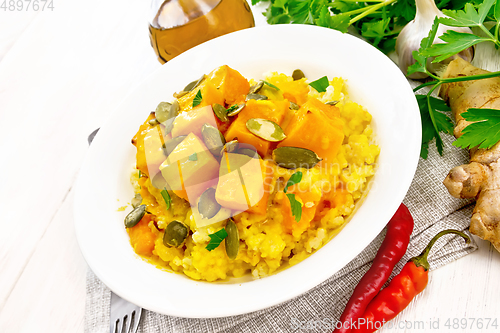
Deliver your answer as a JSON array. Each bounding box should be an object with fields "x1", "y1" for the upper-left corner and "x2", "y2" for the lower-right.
[{"x1": 439, "y1": 57, "x2": 500, "y2": 251}]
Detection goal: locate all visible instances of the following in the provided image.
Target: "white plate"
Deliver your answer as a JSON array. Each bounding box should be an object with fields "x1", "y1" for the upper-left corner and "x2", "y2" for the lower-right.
[{"x1": 74, "y1": 24, "x2": 420, "y2": 318}]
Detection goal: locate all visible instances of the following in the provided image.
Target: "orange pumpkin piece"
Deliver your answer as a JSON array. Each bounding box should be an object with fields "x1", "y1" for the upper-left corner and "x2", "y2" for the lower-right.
[
  {"x1": 278, "y1": 97, "x2": 343, "y2": 164},
  {"x1": 315, "y1": 186, "x2": 350, "y2": 220},
  {"x1": 245, "y1": 160, "x2": 274, "y2": 215},
  {"x1": 279, "y1": 80, "x2": 310, "y2": 105},
  {"x1": 171, "y1": 105, "x2": 218, "y2": 139},
  {"x1": 128, "y1": 214, "x2": 156, "y2": 256},
  {"x1": 279, "y1": 184, "x2": 322, "y2": 234},
  {"x1": 132, "y1": 113, "x2": 170, "y2": 177},
  {"x1": 225, "y1": 99, "x2": 289, "y2": 157},
  {"x1": 177, "y1": 65, "x2": 249, "y2": 112}
]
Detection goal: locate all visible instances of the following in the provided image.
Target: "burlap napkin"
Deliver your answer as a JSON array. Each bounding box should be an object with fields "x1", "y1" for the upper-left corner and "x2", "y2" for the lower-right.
[{"x1": 84, "y1": 129, "x2": 478, "y2": 332}]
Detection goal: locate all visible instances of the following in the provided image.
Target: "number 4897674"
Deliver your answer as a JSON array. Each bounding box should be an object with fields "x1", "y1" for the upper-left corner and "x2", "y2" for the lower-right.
[{"x1": 1, "y1": 0, "x2": 54, "y2": 11}]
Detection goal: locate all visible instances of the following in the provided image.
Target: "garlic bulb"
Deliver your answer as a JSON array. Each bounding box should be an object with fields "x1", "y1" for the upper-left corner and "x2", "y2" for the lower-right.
[{"x1": 396, "y1": 0, "x2": 474, "y2": 79}]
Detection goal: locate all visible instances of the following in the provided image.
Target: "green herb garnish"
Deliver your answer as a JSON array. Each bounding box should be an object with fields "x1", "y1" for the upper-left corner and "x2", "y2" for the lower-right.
[
  {"x1": 453, "y1": 109, "x2": 500, "y2": 149},
  {"x1": 226, "y1": 104, "x2": 238, "y2": 113},
  {"x1": 284, "y1": 171, "x2": 303, "y2": 193},
  {"x1": 160, "y1": 187, "x2": 171, "y2": 210},
  {"x1": 206, "y1": 228, "x2": 228, "y2": 251},
  {"x1": 188, "y1": 152, "x2": 198, "y2": 161},
  {"x1": 309, "y1": 76, "x2": 329, "y2": 93},
  {"x1": 138, "y1": 170, "x2": 142, "y2": 178},
  {"x1": 263, "y1": 80, "x2": 280, "y2": 90},
  {"x1": 286, "y1": 193, "x2": 303, "y2": 222},
  {"x1": 192, "y1": 90, "x2": 203, "y2": 107},
  {"x1": 409, "y1": 0, "x2": 500, "y2": 157}
]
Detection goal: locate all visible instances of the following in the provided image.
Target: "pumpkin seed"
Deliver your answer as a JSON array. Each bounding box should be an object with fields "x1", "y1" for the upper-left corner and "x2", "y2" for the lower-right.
[
  {"x1": 225, "y1": 218, "x2": 239, "y2": 260},
  {"x1": 198, "y1": 188, "x2": 221, "y2": 219},
  {"x1": 148, "y1": 118, "x2": 160, "y2": 126},
  {"x1": 227, "y1": 103, "x2": 245, "y2": 117},
  {"x1": 272, "y1": 147, "x2": 322, "y2": 169},
  {"x1": 183, "y1": 74, "x2": 205, "y2": 92},
  {"x1": 155, "y1": 100, "x2": 180, "y2": 134},
  {"x1": 249, "y1": 81, "x2": 264, "y2": 94},
  {"x1": 219, "y1": 140, "x2": 239, "y2": 155},
  {"x1": 163, "y1": 220, "x2": 189, "y2": 248},
  {"x1": 246, "y1": 118, "x2": 286, "y2": 142},
  {"x1": 212, "y1": 103, "x2": 229, "y2": 122},
  {"x1": 201, "y1": 123, "x2": 226, "y2": 156},
  {"x1": 162, "y1": 135, "x2": 187, "y2": 156},
  {"x1": 289, "y1": 102, "x2": 300, "y2": 110},
  {"x1": 152, "y1": 172, "x2": 168, "y2": 190},
  {"x1": 237, "y1": 148, "x2": 259, "y2": 159},
  {"x1": 124, "y1": 204, "x2": 146, "y2": 228},
  {"x1": 326, "y1": 101, "x2": 339, "y2": 106},
  {"x1": 131, "y1": 193, "x2": 142, "y2": 208},
  {"x1": 246, "y1": 93, "x2": 268, "y2": 101},
  {"x1": 292, "y1": 69, "x2": 305, "y2": 80}
]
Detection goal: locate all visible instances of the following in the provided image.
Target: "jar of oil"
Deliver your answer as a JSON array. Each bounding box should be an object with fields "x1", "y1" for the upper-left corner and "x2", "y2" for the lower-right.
[{"x1": 149, "y1": 0, "x2": 255, "y2": 63}]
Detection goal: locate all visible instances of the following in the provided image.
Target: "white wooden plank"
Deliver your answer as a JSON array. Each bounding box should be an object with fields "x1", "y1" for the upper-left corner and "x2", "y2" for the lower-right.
[
  {"x1": 0, "y1": 0, "x2": 160, "y2": 311},
  {"x1": 0, "y1": 191, "x2": 87, "y2": 333}
]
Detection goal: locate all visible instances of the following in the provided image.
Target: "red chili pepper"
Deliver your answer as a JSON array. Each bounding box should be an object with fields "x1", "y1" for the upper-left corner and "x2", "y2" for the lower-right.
[
  {"x1": 334, "y1": 203, "x2": 414, "y2": 333},
  {"x1": 351, "y1": 229, "x2": 471, "y2": 333}
]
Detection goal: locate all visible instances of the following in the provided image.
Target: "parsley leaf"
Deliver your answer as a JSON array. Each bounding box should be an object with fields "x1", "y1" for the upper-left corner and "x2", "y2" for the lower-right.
[
  {"x1": 160, "y1": 188, "x2": 171, "y2": 210},
  {"x1": 263, "y1": 80, "x2": 280, "y2": 90},
  {"x1": 440, "y1": 0, "x2": 496, "y2": 27},
  {"x1": 284, "y1": 171, "x2": 302, "y2": 193},
  {"x1": 407, "y1": 18, "x2": 440, "y2": 77},
  {"x1": 309, "y1": 76, "x2": 329, "y2": 93},
  {"x1": 226, "y1": 104, "x2": 238, "y2": 113},
  {"x1": 416, "y1": 95, "x2": 454, "y2": 158},
  {"x1": 453, "y1": 108, "x2": 500, "y2": 149},
  {"x1": 422, "y1": 31, "x2": 490, "y2": 63},
  {"x1": 206, "y1": 228, "x2": 228, "y2": 251},
  {"x1": 188, "y1": 152, "x2": 197, "y2": 161},
  {"x1": 286, "y1": 193, "x2": 302, "y2": 222},
  {"x1": 192, "y1": 90, "x2": 203, "y2": 107}
]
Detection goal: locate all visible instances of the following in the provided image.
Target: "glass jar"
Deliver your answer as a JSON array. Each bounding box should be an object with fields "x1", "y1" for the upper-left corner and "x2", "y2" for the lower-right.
[{"x1": 149, "y1": 0, "x2": 255, "y2": 63}]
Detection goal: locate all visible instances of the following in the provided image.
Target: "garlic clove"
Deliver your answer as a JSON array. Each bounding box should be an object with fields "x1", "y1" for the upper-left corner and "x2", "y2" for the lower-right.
[{"x1": 396, "y1": 0, "x2": 474, "y2": 79}]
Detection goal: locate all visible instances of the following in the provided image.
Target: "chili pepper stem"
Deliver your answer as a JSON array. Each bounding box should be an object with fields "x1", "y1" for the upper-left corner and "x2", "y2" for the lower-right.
[{"x1": 411, "y1": 229, "x2": 471, "y2": 271}]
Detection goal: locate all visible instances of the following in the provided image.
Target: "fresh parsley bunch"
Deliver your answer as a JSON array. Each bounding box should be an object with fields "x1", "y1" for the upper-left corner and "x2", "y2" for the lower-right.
[{"x1": 410, "y1": 0, "x2": 500, "y2": 157}]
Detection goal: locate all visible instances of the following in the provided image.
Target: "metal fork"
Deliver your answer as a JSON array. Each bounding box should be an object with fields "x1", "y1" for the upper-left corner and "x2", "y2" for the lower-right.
[{"x1": 110, "y1": 292, "x2": 143, "y2": 333}]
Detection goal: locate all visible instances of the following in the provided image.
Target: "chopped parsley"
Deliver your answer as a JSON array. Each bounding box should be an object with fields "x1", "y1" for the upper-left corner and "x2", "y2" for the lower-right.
[
  {"x1": 284, "y1": 171, "x2": 303, "y2": 193},
  {"x1": 226, "y1": 104, "x2": 238, "y2": 113},
  {"x1": 309, "y1": 76, "x2": 329, "y2": 93},
  {"x1": 160, "y1": 188, "x2": 171, "y2": 210},
  {"x1": 192, "y1": 90, "x2": 203, "y2": 107},
  {"x1": 286, "y1": 193, "x2": 303, "y2": 223},
  {"x1": 206, "y1": 228, "x2": 228, "y2": 251},
  {"x1": 188, "y1": 152, "x2": 198, "y2": 161},
  {"x1": 263, "y1": 80, "x2": 280, "y2": 90}
]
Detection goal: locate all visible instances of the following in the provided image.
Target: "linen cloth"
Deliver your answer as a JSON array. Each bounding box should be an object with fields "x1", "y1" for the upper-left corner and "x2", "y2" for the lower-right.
[{"x1": 84, "y1": 132, "x2": 478, "y2": 333}]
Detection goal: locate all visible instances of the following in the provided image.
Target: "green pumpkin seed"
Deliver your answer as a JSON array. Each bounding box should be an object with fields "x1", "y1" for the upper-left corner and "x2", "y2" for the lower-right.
[
  {"x1": 225, "y1": 218, "x2": 239, "y2": 260},
  {"x1": 163, "y1": 220, "x2": 189, "y2": 248},
  {"x1": 198, "y1": 188, "x2": 221, "y2": 219},
  {"x1": 131, "y1": 193, "x2": 142, "y2": 208},
  {"x1": 237, "y1": 148, "x2": 259, "y2": 159},
  {"x1": 246, "y1": 118, "x2": 286, "y2": 142},
  {"x1": 246, "y1": 93, "x2": 268, "y2": 101},
  {"x1": 152, "y1": 172, "x2": 169, "y2": 190},
  {"x1": 227, "y1": 103, "x2": 245, "y2": 117},
  {"x1": 183, "y1": 74, "x2": 205, "y2": 92},
  {"x1": 249, "y1": 81, "x2": 264, "y2": 94},
  {"x1": 292, "y1": 69, "x2": 305, "y2": 81},
  {"x1": 148, "y1": 118, "x2": 160, "y2": 126},
  {"x1": 272, "y1": 147, "x2": 322, "y2": 169},
  {"x1": 326, "y1": 101, "x2": 339, "y2": 106},
  {"x1": 155, "y1": 100, "x2": 180, "y2": 134},
  {"x1": 162, "y1": 135, "x2": 187, "y2": 156},
  {"x1": 124, "y1": 204, "x2": 146, "y2": 228},
  {"x1": 219, "y1": 140, "x2": 239, "y2": 155},
  {"x1": 201, "y1": 123, "x2": 226, "y2": 156},
  {"x1": 289, "y1": 102, "x2": 300, "y2": 110},
  {"x1": 213, "y1": 103, "x2": 229, "y2": 122}
]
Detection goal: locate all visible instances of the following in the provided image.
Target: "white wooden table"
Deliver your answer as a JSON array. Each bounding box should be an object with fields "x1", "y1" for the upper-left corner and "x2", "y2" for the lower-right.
[{"x1": 0, "y1": 1, "x2": 499, "y2": 332}]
